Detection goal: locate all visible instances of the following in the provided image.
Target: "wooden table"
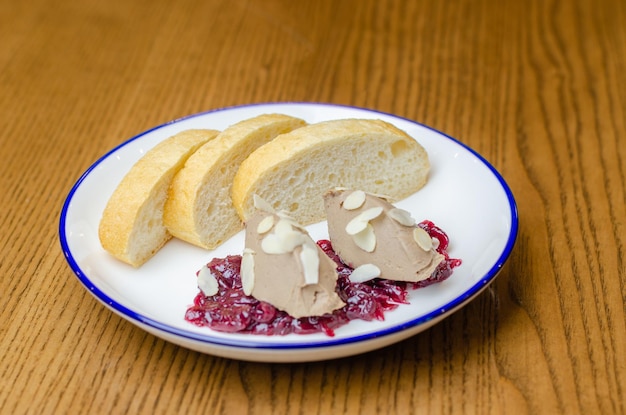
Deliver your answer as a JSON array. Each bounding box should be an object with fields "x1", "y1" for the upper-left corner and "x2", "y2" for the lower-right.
[{"x1": 2, "y1": 0, "x2": 624, "y2": 413}]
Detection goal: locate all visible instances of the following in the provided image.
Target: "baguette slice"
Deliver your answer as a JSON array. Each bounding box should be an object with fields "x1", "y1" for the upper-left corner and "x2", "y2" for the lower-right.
[
  {"x1": 163, "y1": 113, "x2": 307, "y2": 249},
  {"x1": 98, "y1": 129, "x2": 219, "y2": 267},
  {"x1": 232, "y1": 118, "x2": 430, "y2": 225}
]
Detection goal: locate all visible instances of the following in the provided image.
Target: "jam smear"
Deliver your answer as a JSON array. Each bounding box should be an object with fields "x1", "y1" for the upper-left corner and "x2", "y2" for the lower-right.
[{"x1": 185, "y1": 220, "x2": 461, "y2": 336}]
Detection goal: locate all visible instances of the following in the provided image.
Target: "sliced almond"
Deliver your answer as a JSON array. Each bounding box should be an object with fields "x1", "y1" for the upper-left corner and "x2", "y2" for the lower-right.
[
  {"x1": 413, "y1": 227, "x2": 433, "y2": 251},
  {"x1": 256, "y1": 215, "x2": 275, "y2": 234},
  {"x1": 261, "y1": 233, "x2": 283, "y2": 254},
  {"x1": 350, "y1": 263, "x2": 381, "y2": 283},
  {"x1": 241, "y1": 248, "x2": 255, "y2": 295},
  {"x1": 261, "y1": 232, "x2": 303, "y2": 254},
  {"x1": 261, "y1": 218, "x2": 307, "y2": 254},
  {"x1": 197, "y1": 265, "x2": 219, "y2": 296},
  {"x1": 281, "y1": 231, "x2": 307, "y2": 252},
  {"x1": 388, "y1": 208, "x2": 415, "y2": 227},
  {"x1": 359, "y1": 206, "x2": 384, "y2": 222},
  {"x1": 342, "y1": 190, "x2": 366, "y2": 210},
  {"x1": 353, "y1": 223, "x2": 376, "y2": 252},
  {"x1": 299, "y1": 240, "x2": 320, "y2": 285},
  {"x1": 345, "y1": 207, "x2": 384, "y2": 235},
  {"x1": 346, "y1": 217, "x2": 369, "y2": 235},
  {"x1": 273, "y1": 217, "x2": 294, "y2": 235}
]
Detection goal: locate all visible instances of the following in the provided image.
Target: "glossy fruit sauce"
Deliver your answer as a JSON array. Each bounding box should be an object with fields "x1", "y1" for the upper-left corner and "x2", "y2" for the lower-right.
[{"x1": 185, "y1": 220, "x2": 461, "y2": 336}]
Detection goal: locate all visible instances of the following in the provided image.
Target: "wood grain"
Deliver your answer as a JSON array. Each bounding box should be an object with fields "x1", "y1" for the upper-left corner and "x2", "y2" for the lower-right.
[{"x1": 1, "y1": 0, "x2": 624, "y2": 413}]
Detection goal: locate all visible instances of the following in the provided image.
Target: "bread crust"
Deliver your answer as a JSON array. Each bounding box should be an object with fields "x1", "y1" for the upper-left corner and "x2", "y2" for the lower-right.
[
  {"x1": 98, "y1": 129, "x2": 219, "y2": 267},
  {"x1": 163, "y1": 113, "x2": 307, "y2": 249},
  {"x1": 232, "y1": 118, "x2": 430, "y2": 225}
]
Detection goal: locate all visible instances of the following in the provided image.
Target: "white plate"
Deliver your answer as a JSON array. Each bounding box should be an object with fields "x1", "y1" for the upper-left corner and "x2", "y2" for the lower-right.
[{"x1": 59, "y1": 103, "x2": 518, "y2": 363}]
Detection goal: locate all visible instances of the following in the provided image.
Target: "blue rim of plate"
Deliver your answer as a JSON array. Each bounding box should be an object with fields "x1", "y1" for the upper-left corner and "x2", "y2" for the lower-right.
[{"x1": 59, "y1": 102, "x2": 519, "y2": 350}]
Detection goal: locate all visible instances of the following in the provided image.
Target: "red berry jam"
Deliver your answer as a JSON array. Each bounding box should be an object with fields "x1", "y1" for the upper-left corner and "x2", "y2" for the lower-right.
[{"x1": 185, "y1": 220, "x2": 461, "y2": 336}]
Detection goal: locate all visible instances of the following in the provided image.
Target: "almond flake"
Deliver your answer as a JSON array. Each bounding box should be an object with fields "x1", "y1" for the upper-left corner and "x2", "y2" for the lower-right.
[
  {"x1": 346, "y1": 217, "x2": 369, "y2": 235},
  {"x1": 353, "y1": 223, "x2": 376, "y2": 252},
  {"x1": 388, "y1": 208, "x2": 415, "y2": 226},
  {"x1": 413, "y1": 227, "x2": 433, "y2": 251},
  {"x1": 299, "y1": 240, "x2": 320, "y2": 285},
  {"x1": 342, "y1": 190, "x2": 366, "y2": 210},
  {"x1": 359, "y1": 206, "x2": 384, "y2": 221},
  {"x1": 261, "y1": 218, "x2": 307, "y2": 254},
  {"x1": 261, "y1": 233, "x2": 280, "y2": 254},
  {"x1": 256, "y1": 215, "x2": 275, "y2": 234},
  {"x1": 281, "y1": 232, "x2": 308, "y2": 252},
  {"x1": 261, "y1": 232, "x2": 300, "y2": 254},
  {"x1": 197, "y1": 265, "x2": 219, "y2": 296},
  {"x1": 350, "y1": 263, "x2": 381, "y2": 283},
  {"x1": 345, "y1": 207, "x2": 384, "y2": 235},
  {"x1": 274, "y1": 217, "x2": 294, "y2": 235},
  {"x1": 241, "y1": 248, "x2": 255, "y2": 295}
]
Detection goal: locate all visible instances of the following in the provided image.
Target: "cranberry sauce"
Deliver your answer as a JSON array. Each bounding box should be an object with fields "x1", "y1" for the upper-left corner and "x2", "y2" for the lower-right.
[{"x1": 185, "y1": 220, "x2": 461, "y2": 337}]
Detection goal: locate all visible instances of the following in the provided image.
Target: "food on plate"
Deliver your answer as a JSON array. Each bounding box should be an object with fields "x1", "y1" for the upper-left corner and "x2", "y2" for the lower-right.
[
  {"x1": 232, "y1": 118, "x2": 430, "y2": 226},
  {"x1": 323, "y1": 188, "x2": 444, "y2": 282},
  {"x1": 163, "y1": 113, "x2": 306, "y2": 249},
  {"x1": 98, "y1": 129, "x2": 219, "y2": 267},
  {"x1": 186, "y1": 192, "x2": 461, "y2": 337},
  {"x1": 238, "y1": 197, "x2": 345, "y2": 318}
]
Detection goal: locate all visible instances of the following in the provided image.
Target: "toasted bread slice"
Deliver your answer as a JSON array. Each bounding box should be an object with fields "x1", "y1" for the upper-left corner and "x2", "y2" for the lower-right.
[
  {"x1": 232, "y1": 118, "x2": 430, "y2": 225},
  {"x1": 98, "y1": 129, "x2": 219, "y2": 267},
  {"x1": 163, "y1": 113, "x2": 307, "y2": 249}
]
